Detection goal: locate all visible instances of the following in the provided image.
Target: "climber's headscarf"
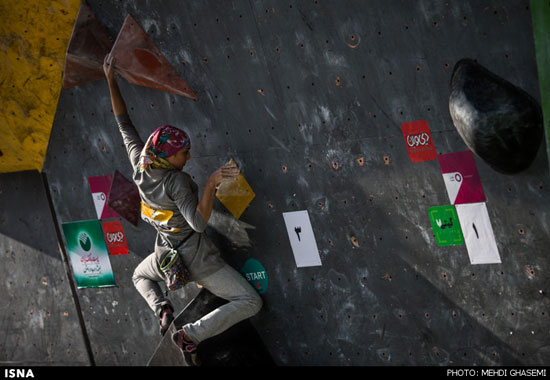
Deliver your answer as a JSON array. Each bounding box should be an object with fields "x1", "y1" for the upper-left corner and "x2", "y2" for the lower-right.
[{"x1": 138, "y1": 125, "x2": 190, "y2": 172}]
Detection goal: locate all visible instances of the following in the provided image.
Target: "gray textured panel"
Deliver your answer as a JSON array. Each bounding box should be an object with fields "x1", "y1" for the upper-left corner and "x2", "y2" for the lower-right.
[
  {"x1": 42, "y1": 0, "x2": 549, "y2": 365},
  {"x1": 0, "y1": 171, "x2": 90, "y2": 365}
]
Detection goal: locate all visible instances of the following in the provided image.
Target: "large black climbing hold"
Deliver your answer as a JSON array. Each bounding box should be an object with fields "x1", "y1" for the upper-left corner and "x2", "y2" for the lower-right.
[{"x1": 449, "y1": 59, "x2": 543, "y2": 174}]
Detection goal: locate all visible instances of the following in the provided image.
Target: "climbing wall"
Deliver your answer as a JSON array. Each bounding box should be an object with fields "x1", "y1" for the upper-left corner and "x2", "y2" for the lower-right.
[
  {"x1": 39, "y1": 0, "x2": 549, "y2": 365},
  {"x1": 0, "y1": 171, "x2": 90, "y2": 365}
]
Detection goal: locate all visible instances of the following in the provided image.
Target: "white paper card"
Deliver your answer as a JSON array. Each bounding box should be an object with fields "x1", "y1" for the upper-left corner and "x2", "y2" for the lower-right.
[
  {"x1": 455, "y1": 202, "x2": 501, "y2": 265},
  {"x1": 92, "y1": 192, "x2": 106, "y2": 219},
  {"x1": 282, "y1": 210, "x2": 322, "y2": 268},
  {"x1": 443, "y1": 172, "x2": 462, "y2": 204}
]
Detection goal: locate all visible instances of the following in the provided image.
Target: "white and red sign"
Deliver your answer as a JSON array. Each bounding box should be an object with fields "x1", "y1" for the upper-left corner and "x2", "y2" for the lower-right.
[
  {"x1": 437, "y1": 150, "x2": 486, "y2": 205},
  {"x1": 88, "y1": 175, "x2": 120, "y2": 219},
  {"x1": 401, "y1": 120, "x2": 437, "y2": 162},
  {"x1": 101, "y1": 220, "x2": 129, "y2": 255}
]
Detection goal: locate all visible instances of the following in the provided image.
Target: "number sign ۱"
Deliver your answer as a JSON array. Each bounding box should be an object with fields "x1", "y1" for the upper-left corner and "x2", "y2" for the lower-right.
[{"x1": 455, "y1": 202, "x2": 501, "y2": 265}]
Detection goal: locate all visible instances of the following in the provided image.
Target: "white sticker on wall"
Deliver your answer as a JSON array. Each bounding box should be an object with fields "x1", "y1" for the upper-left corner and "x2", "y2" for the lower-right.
[
  {"x1": 455, "y1": 202, "x2": 501, "y2": 265},
  {"x1": 443, "y1": 172, "x2": 463, "y2": 205},
  {"x1": 282, "y1": 210, "x2": 322, "y2": 268}
]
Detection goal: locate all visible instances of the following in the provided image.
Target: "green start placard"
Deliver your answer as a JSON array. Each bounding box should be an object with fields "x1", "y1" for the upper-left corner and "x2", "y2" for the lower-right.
[
  {"x1": 428, "y1": 205, "x2": 464, "y2": 246},
  {"x1": 240, "y1": 258, "x2": 268, "y2": 294}
]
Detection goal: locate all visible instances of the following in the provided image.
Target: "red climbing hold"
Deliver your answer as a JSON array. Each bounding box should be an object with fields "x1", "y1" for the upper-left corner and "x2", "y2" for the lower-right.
[
  {"x1": 109, "y1": 14, "x2": 197, "y2": 100},
  {"x1": 62, "y1": 0, "x2": 114, "y2": 89}
]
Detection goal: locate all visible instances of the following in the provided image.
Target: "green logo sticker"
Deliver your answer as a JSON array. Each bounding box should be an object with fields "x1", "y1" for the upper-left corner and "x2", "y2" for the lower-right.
[
  {"x1": 428, "y1": 205, "x2": 464, "y2": 246},
  {"x1": 240, "y1": 258, "x2": 268, "y2": 294},
  {"x1": 78, "y1": 232, "x2": 92, "y2": 251}
]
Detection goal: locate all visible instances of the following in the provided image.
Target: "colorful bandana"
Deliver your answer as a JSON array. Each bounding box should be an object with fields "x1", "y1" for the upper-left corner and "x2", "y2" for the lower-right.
[{"x1": 138, "y1": 125, "x2": 190, "y2": 172}]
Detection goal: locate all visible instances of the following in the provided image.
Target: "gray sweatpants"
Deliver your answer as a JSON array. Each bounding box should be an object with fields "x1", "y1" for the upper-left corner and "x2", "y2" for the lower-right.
[{"x1": 132, "y1": 252, "x2": 263, "y2": 344}]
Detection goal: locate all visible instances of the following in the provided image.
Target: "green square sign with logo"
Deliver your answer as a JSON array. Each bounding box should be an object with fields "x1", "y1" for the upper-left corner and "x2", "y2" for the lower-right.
[
  {"x1": 62, "y1": 219, "x2": 116, "y2": 288},
  {"x1": 428, "y1": 205, "x2": 464, "y2": 246}
]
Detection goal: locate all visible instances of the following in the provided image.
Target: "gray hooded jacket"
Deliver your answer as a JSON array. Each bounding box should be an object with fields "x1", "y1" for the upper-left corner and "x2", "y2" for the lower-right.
[{"x1": 115, "y1": 113, "x2": 224, "y2": 280}]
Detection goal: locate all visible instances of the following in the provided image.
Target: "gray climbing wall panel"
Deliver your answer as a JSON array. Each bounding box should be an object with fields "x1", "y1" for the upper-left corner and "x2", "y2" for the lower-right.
[
  {"x1": 40, "y1": 0, "x2": 549, "y2": 365},
  {"x1": 0, "y1": 170, "x2": 90, "y2": 365}
]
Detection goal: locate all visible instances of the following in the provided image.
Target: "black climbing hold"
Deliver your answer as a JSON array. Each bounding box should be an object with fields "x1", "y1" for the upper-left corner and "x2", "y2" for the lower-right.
[{"x1": 449, "y1": 59, "x2": 543, "y2": 174}]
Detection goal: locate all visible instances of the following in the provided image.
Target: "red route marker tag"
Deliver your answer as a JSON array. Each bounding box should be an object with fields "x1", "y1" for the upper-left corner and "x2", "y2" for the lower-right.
[
  {"x1": 401, "y1": 120, "x2": 437, "y2": 162},
  {"x1": 101, "y1": 220, "x2": 129, "y2": 255},
  {"x1": 437, "y1": 150, "x2": 486, "y2": 205},
  {"x1": 110, "y1": 15, "x2": 197, "y2": 100}
]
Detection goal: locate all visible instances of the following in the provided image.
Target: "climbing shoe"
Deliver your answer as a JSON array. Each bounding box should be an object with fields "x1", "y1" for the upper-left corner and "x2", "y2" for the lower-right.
[
  {"x1": 159, "y1": 305, "x2": 174, "y2": 336},
  {"x1": 171, "y1": 329, "x2": 200, "y2": 366}
]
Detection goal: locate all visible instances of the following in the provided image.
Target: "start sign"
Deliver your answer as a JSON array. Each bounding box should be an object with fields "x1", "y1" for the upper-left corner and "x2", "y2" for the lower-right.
[
  {"x1": 401, "y1": 120, "x2": 437, "y2": 163},
  {"x1": 240, "y1": 258, "x2": 268, "y2": 294}
]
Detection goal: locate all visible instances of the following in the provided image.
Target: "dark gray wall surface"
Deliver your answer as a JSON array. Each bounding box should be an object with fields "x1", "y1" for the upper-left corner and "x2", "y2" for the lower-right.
[
  {"x1": 0, "y1": 170, "x2": 90, "y2": 365},
  {"x1": 41, "y1": 0, "x2": 549, "y2": 365}
]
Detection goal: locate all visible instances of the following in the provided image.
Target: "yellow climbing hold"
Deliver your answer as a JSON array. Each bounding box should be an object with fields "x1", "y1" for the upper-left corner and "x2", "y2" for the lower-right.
[{"x1": 216, "y1": 158, "x2": 256, "y2": 220}]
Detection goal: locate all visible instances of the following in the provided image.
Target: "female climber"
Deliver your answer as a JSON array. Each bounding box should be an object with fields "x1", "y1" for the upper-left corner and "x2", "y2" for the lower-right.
[{"x1": 103, "y1": 53, "x2": 262, "y2": 366}]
